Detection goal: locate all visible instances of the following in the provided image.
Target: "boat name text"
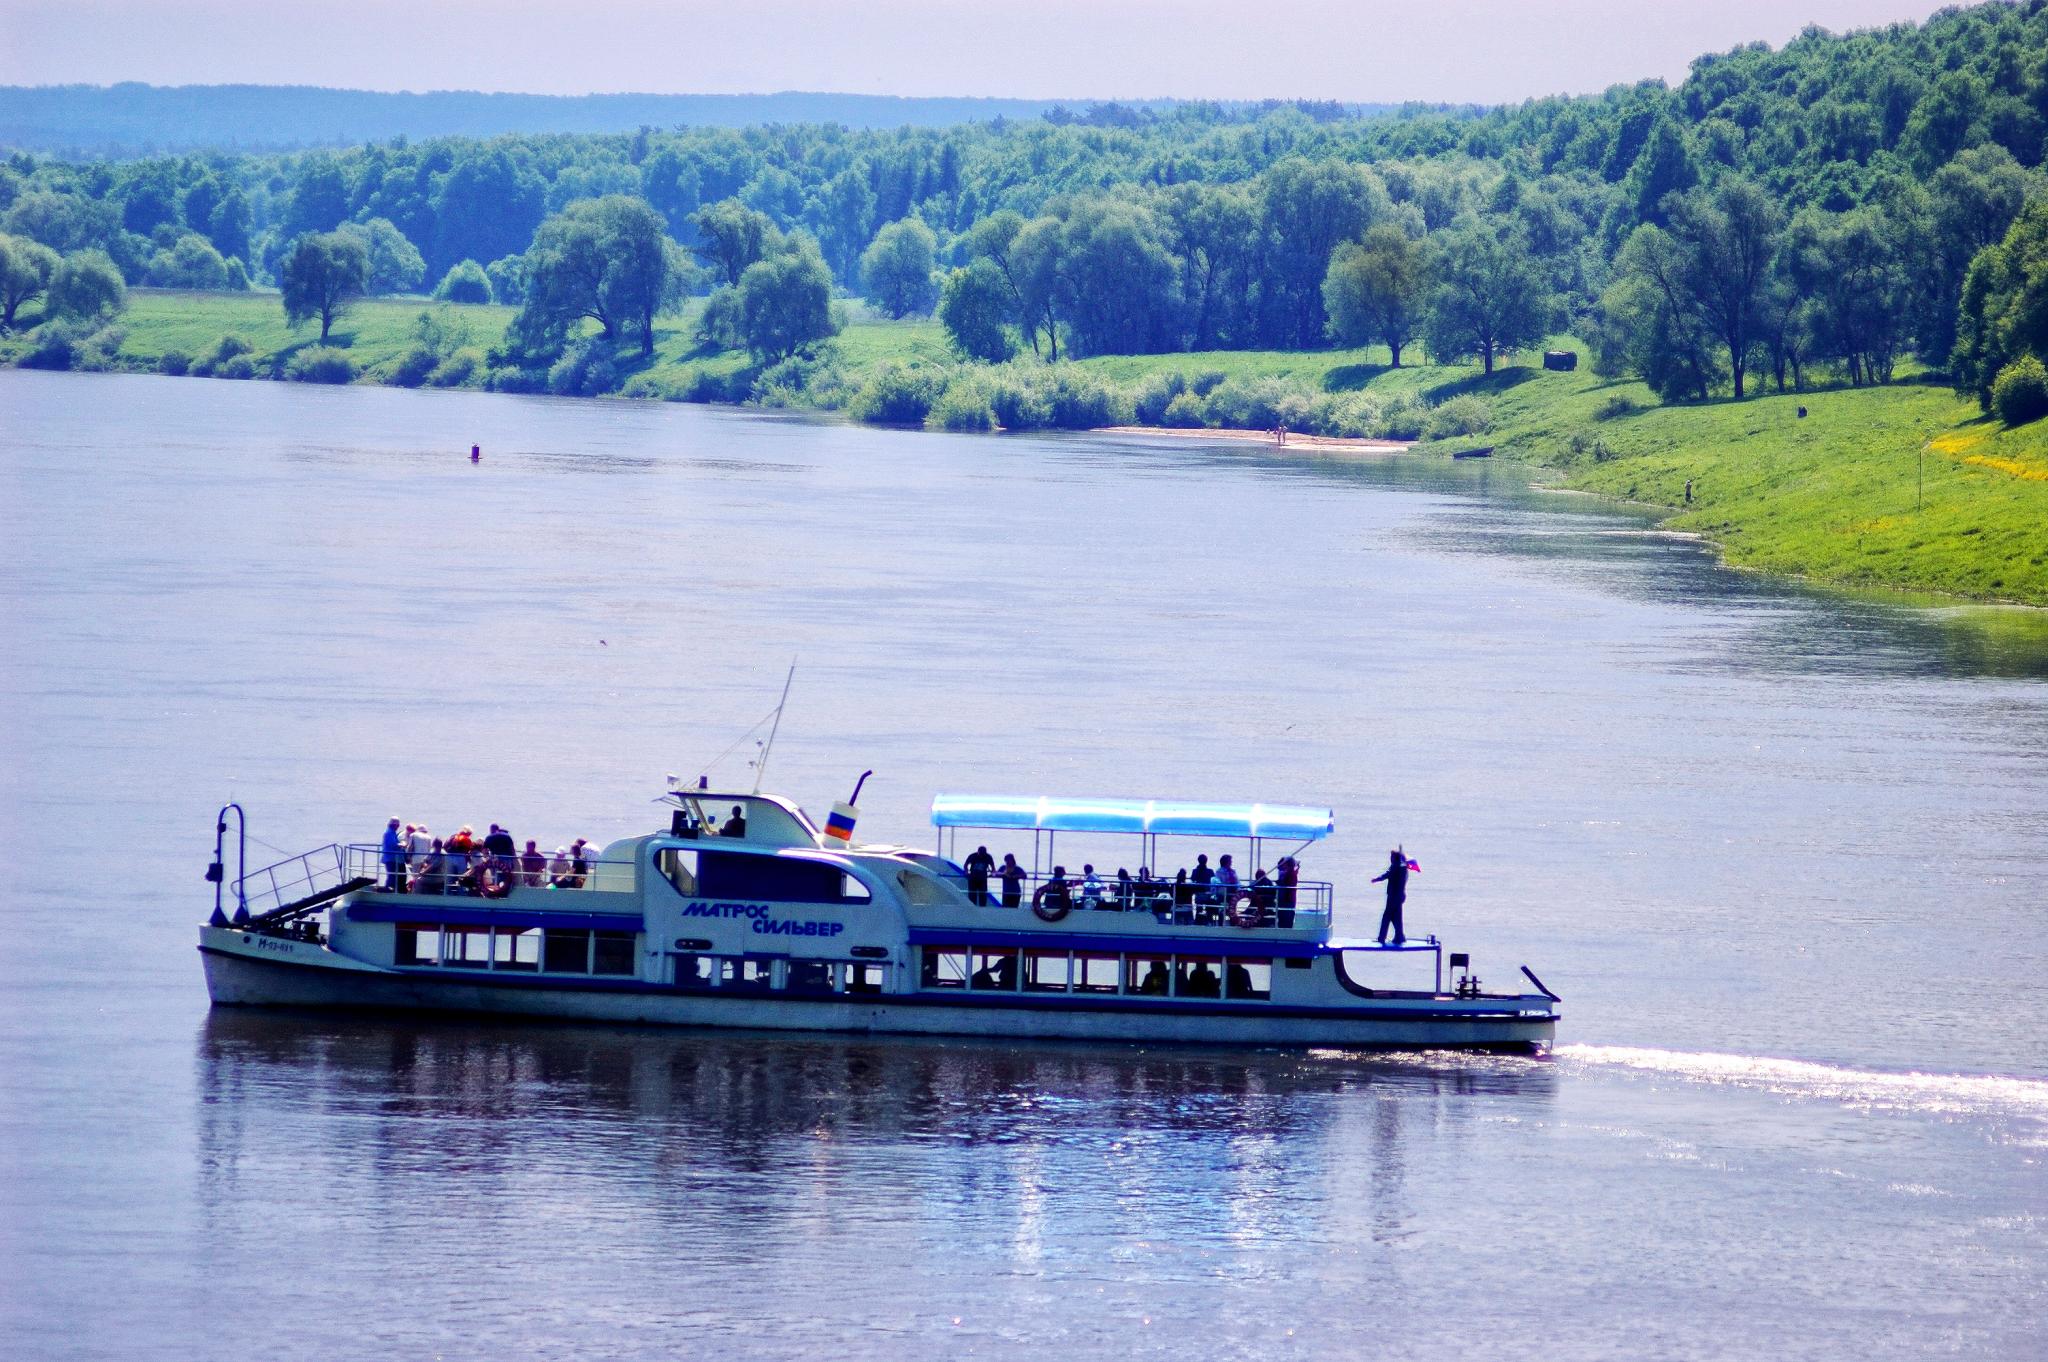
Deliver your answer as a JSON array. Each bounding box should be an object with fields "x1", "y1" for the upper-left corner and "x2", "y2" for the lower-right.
[{"x1": 681, "y1": 901, "x2": 847, "y2": 938}]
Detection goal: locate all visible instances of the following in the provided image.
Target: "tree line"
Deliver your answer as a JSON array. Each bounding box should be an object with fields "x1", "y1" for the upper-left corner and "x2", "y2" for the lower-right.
[{"x1": 5, "y1": 1, "x2": 2048, "y2": 408}]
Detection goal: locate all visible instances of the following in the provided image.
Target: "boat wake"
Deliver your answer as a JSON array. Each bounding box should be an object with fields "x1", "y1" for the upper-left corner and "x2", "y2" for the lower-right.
[{"x1": 1556, "y1": 1044, "x2": 2048, "y2": 1124}]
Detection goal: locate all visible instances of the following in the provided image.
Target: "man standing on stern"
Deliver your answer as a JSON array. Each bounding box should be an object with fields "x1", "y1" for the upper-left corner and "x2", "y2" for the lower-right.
[{"x1": 1372, "y1": 848, "x2": 1417, "y2": 947}]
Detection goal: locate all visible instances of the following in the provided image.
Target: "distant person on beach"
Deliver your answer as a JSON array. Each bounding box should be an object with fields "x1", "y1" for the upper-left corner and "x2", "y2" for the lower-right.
[
  {"x1": 1372, "y1": 849, "x2": 1414, "y2": 946},
  {"x1": 1685, "y1": 478, "x2": 1694, "y2": 504},
  {"x1": 963, "y1": 845, "x2": 995, "y2": 905},
  {"x1": 1274, "y1": 423, "x2": 1288, "y2": 446},
  {"x1": 999, "y1": 854, "x2": 1025, "y2": 909}
]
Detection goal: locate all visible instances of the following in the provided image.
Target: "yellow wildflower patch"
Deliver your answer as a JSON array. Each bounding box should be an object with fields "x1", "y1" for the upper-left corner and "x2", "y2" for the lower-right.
[
  {"x1": 1960, "y1": 454, "x2": 2048, "y2": 482},
  {"x1": 1926, "y1": 430, "x2": 1989, "y2": 457}
]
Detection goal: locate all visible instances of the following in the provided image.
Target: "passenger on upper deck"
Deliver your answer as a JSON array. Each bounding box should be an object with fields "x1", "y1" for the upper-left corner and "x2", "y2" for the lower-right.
[
  {"x1": 1276, "y1": 856, "x2": 1299, "y2": 910},
  {"x1": 1080, "y1": 865, "x2": 1104, "y2": 909},
  {"x1": 520, "y1": 840, "x2": 546, "y2": 887},
  {"x1": 547, "y1": 846, "x2": 572, "y2": 888},
  {"x1": 1191, "y1": 854, "x2": 1214, "y2": 902},
  {"x1": 1172, "y1": 869, "x2": 1193, "y2": 909},
  {"x1": 722, "y1": 805, "x2": 748, "y2": 838},
  {"x1": 1115, "y1": 867, "x2": 1133, "y2": 910},
  {"x1": 963, "y1": 845, "x2": 996, "y2": 906},
  {"x1": 998, "y1": 854, "x2": 1025, "y2": 909},
  {"x1": 1216, "y1": 854, "x2": 1240, "y2": 903},
  {"x1": 381, "y1": 818, "x2": 406, "y2": 892},
  {"x1": 415, "y1": 838, "x2": 448, "y2": 896},
  {"x1": 1040, "y1": 866, "x2": 1072, "y2": 915}
]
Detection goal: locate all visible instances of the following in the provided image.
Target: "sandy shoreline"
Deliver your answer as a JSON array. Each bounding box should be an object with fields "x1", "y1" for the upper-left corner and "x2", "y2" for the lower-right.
[{"x1": 1098, "y1": 425, "x2": 1414, "y2": 454}]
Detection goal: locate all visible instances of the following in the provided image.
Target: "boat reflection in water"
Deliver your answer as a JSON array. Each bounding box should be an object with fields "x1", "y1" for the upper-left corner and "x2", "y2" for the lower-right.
[{"x1": 194, "y1": 1010, "x2": 1559, "y2": 1285}]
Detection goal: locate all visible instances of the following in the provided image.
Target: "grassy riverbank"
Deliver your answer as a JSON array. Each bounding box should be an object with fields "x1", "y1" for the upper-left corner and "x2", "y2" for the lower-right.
[{"x1": 10, "y1": 289, "x2": 2047, "y2": 606}]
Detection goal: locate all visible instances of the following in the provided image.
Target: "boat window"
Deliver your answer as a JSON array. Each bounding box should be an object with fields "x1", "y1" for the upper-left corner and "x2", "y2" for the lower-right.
[
  {"x1": 658, "y1": 848, "x2": 700, "y2": 895},
  {"x1": 1022, "y1": 950, "x2": 1070, "y2": 993},
  {"x1": 970, "y1": 948, "x2": 1018, "y2": 991},
  {"x1": 442, "y1": 925, "x2": 492, "y2": 968},
  {"x1": 1175, "y1": 957, "x2": 1224, "y2": 999},
  {"x1": 842, "y1": 874, "x2": 872, "y2": 903},
  {"x1": 1074, "y1": 952, "x2": 1121, "y2": 994},
  {"x1": 592, "y1": 931, "x2": 637, "y2": 976},
  {"x1": 494, "y1": 927, "x2": 541, "y2": 972},
  {"x1": 396, "y1": 924, "x2": 439, "y2": 966},
  {"x1": 785, "y1": 960, "x2": 839, "y2": 994},
  {"x1": 716, "y1": 957, "x2": 775, "y2": 991},
  {"x1": 920, "y1": 947, "x2": 969, "y2": 990},
  {"x1": 1225, "y1": 959, "x2": 1273, "y2": 1001},
  {"x1": 1126, "y1": 954, "x2": 1173, "y2": 997},
  {"x1": 846, "y1": 962, "x2": 885, "y2": 994},
  {"x1": 543, "y1": 928, "x2": 592, "y2": 974},
  {"x1": 675, "y1": 953, "x2": 715, "y2": 989}
]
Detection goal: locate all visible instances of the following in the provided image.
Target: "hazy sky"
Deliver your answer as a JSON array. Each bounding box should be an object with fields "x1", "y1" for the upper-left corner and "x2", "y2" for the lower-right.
[{"x1": 1, "y1": 0, "x2": 1953, "y2": 103}]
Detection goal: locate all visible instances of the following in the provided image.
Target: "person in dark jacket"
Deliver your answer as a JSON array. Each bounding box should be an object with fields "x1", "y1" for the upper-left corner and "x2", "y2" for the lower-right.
[
  {"x1": 1372, "y1": 849, "x2": 1412, "y2": 946},
  {"x1": 963, "y1": 845, "x2": 995, "y2": 906},
  {"x1": 998, "y1": 854, "x2": 1025, "y2": 909}
]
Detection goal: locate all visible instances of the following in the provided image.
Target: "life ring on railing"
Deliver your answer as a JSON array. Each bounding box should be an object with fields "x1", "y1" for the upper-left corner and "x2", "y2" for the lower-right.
[
  {"x1": 1226, "y1": 895, "x2": 1262, "y2": 929},
  {"x1": 1032, "y1": 882, "x2": 1072, "y2": 923},
  {"x1": 477, "y1": 863, "x2": 512, "y2": 899}
]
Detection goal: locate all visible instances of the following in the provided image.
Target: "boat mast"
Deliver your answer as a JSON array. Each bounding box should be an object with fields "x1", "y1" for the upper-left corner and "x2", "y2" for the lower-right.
[{"x1": 753, "y1": 661, "x2": 797, "y2": 794}]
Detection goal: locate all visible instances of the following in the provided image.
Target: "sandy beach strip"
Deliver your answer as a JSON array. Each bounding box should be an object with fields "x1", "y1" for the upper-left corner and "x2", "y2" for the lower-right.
[{"x1": 1097, "y1": 425, "x2": 1414, "y2": 454}]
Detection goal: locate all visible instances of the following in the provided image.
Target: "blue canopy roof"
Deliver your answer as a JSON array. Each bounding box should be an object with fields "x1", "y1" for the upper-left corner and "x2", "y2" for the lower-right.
[{"x1": 930, "y1": 794, "x2": 1334, "y2": 842}]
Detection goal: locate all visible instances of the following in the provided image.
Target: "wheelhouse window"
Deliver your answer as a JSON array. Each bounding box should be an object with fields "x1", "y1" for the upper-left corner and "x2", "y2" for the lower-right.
[
  {"x1": 920, "y1": 947, "x2": 969, "y2": 989},
  {"x1": 544, "y1": 929, "x2": 592, "y2": 974},
  {"x1": 970, "y1": 948, "x2": 1018, "y2": 991},
  {"x1": 846, "y1": 962, "x2": 885, "y2": 994},
  {"x1": 1074, "y1": 952, "x2": 1121, "y2": 994},
  {"x1": 658, "y1": 848, "x2": 700, "y2": 896},
  {"x1": 1023, "y1": 950, "x2": 1070, "y2": 993},
  {"x1": 592, "y1": 931, "x2": 637, "y2": 976},
  {"x1": 1126, "y1": 954, "x2": 1172, "y2": 997},
  {"x1": 1226, "y1": 959, "x2": 1273, "y2": 1000},
  {"x1": 396, "y1": 924, "x2": 439, "y2": 966}
]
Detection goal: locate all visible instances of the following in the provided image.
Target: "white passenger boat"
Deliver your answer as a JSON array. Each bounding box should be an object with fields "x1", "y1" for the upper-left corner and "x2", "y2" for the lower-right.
[{"x1": 198, "y1": 784, "x2": 1561, "y2": 1050}]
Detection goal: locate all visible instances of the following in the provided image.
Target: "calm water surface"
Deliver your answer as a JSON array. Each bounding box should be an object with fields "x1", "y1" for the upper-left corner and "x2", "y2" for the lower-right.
[{"x1": 1, "y1": 370, "x2": 2043, "y2": 1360}]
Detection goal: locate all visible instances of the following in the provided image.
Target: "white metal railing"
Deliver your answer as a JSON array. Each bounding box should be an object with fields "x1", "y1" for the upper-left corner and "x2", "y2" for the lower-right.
[{"x1": 236, "y1": 844, "x2": 347, "y2": 917}]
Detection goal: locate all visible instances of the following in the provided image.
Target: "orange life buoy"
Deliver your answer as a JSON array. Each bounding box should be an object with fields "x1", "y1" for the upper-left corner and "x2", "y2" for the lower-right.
[{"x1": 1032, "y1": 881, "x2": 1072, "y2": 922}]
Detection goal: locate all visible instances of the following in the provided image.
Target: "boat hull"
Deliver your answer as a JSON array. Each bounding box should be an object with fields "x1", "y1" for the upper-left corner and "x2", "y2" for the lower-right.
[{"x1": 200, "y1": 932, "x2": 1555, "y2": 1051}]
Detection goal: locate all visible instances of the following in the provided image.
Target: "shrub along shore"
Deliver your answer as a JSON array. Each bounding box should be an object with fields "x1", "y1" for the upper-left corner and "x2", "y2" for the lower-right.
[{"x1": 8, "y1": 288, "x2": 2046, "y2": 607}]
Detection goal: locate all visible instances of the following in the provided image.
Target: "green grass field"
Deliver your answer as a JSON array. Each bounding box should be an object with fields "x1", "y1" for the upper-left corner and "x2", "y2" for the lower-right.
[{"x1": 13, "y1": 289, "x2": 2048, "y2": 606}]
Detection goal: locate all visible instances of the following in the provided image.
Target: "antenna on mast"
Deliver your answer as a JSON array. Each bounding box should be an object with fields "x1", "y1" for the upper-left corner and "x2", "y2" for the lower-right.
[{"x1": 752, "y1": 660, "x2": 797, "y2": 794}]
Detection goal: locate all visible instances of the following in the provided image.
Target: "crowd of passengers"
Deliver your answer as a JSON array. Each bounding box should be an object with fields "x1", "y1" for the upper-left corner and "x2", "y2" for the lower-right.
[
  {"x1": 377, "y1": 818, "x2": 602, "y2": 897},
  {"x1": 956, "y1": 846, "x2": 1304, "y2": 924}
]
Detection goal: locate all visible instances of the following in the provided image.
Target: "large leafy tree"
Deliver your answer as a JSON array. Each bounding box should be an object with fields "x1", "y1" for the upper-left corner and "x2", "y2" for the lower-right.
[
  {"x1": 1953, "y1": 199, "x2": 2048, "y2": 408},
  {"x1": 336, "y1": 218, "x2": 427, "y2": 295},
  {"x1": 1662, "y1": 178, "x2": 1781, "y2": 398},
  {"x1": 859, "y1": 217, "x2": 939, "y2": 318},
  {"x1": 1424, "y1": 219, "x2": 1553, "y2": 374},
  {"x1": 1322, "y1": 224, "x2": 1433, "y2": 366},
  {"x1": 937, "y1": 259, "x2": 1014, "y2": 363},
  {"x1": 280, "y1": 232, "x2": 370, "y2": 342},
  {"x1": 736, "y1": 240, "x2": 838, "y2": 362},
  {"x1": 0, "y1": 232, "x2": 60, "y2": 328},
  {"x1": 689, "y1": 199, "x2": 782, "y2": 287},
  {"x1": 516, "y1": 195, "x2": 685, "y2": 355},
  {"x1": 429, "y1": 147, "x2": 546, "y2": 279},
  {"x1": 1257, "y1": 156, "x2": 1389, "y2": 347},
  {"x1": 47, "y1": 249, "x2": 127, "y2": 323},
  {"x1": 1056, "y1": 198, "x2": 1180, "y2": 356},
  {"x1": 147, "y1": 232, "x2": 231, "y2": 290}
]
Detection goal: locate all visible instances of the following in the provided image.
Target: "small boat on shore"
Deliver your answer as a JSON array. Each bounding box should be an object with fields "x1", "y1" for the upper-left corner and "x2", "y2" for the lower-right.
[
  {"x1": 198, "y1": 783, "x2": 1560, "y2": 1051},
  {"x1": 1451, "y1": 446, "x2": 1495, "y2": 459}
]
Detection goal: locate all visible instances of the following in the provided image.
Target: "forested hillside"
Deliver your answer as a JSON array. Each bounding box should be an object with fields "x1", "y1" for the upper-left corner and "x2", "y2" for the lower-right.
[{"x1": 3, "y1": 0, "x2": 2048, "y2": 425}]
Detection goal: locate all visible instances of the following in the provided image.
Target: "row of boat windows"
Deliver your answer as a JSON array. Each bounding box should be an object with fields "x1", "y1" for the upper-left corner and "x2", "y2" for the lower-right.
[
  {"x1": 674, "y1": 955, "x2": 887, "y2": 995},
  {"x1": 395, "y1": 924, "x2": 637, "y2": 976},
  {"x1": 919, "y1": 946, "x2": 1276, "y2": 1000}
]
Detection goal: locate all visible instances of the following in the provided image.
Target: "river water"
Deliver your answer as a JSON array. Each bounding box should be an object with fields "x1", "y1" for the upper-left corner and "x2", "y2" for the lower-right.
[{"x1": 1, "y1": 369, "x2": 2043, "y2": 1360}]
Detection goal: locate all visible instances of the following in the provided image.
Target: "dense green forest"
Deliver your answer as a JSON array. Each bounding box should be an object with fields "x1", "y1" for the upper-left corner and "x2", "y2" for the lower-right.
[{"x1": 5, "y1": 0, "x2": 2048, "y2": 430}]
